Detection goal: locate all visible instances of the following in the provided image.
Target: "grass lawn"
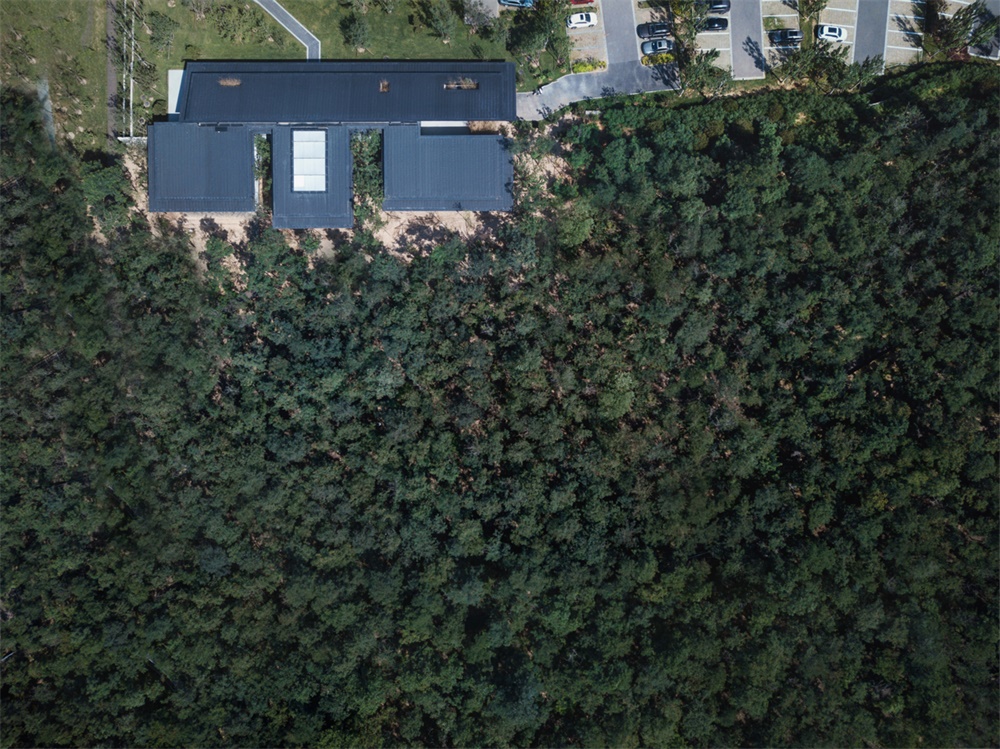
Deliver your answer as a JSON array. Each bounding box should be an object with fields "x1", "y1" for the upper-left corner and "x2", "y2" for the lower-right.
[
  {"x1": 276, "y1": 0, "x2": 558, "y2": 90},
  {"x1": 2, "y1": 0, "x2": 108, "y2": 152},
  {"x1": 134, "y1": 2, "x2": 297, "y2": 124}
]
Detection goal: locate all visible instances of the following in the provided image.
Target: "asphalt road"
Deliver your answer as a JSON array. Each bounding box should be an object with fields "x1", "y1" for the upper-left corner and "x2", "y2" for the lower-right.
[
  {"x1": 854, "y1": 0, "x2": 889, "y2": 66},
  {"x1": 603, "y1": 0, "x2": 640, "y2": 64},
  {"x1": 253, "y1": 0, "x2": 321, "y2": 59},
  {"x1": 730, "y1": 1, "x2": 765, "y2": 80}
]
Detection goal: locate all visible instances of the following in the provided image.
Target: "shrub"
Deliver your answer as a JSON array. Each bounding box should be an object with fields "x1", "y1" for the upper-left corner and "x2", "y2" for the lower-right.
[
  {"x1": 641, "y1": 52, "x2": 674, "y2": 66},
  {"x1": 572, "y1": 58, "x2": 607, "y2": 73}
]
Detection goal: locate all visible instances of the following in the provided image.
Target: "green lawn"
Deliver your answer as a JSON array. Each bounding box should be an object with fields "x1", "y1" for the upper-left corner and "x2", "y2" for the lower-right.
[
  {"x1": 277, "y1": 0, "x2": 557, "y2": 90},
  {"x1": 2, "y1": 0, "x2": 556, "y2": 149},
  {"x1": 135, "y1": 2, "x2": 296, "y2": 123},
  {"x1": 2, "y1": 0, "x2": 108, "y2": 151},
  {"x1": 280, "y1": 0, "x2": 507, "y2": 61}
]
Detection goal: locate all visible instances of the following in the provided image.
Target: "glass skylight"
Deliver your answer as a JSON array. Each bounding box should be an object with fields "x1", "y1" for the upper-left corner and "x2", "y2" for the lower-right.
[{"x1": 292, "y1": 130, "x2": 326, "y2": 192}]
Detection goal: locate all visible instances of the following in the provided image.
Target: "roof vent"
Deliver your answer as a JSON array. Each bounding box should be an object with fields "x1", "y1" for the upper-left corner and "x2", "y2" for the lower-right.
[
  {"x1": 218, "y1": 77, "x2": 242, "y2": 87},
  {"x1": 444, "y1": 77, "x2": 478, "y2": 90},
  {"x1": 379, "y1": 79, "x2": 390, "y2": 93}
]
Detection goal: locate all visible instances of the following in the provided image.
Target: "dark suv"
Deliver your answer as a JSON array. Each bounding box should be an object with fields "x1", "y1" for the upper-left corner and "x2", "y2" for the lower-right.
[
  {"x1": 697, "y1": 0, "x2": 730, "y2": 12},
  {"x1": 636, "y1": 22, "x2": 671, "y2": 39},
  {"x1": 770, "y1": 28, "x2": 803, "y2": 45}
]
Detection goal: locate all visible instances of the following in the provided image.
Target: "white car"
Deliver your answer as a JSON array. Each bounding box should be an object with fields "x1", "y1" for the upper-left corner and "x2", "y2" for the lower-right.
[
  {"x1": 567, "y1": 12, "x2": 597, "y2": 29},
  {"x1": 816, "y1": 24, "x2": 846, "y2": 42}
]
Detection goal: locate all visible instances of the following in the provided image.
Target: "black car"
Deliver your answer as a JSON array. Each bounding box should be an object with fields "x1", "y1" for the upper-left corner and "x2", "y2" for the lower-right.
[
  {"x1": 697, "y1": 0, "x2": 730, "y2": 12},
  {"x1": 769, "y1": 28, "x2": 803, "y2": 45},
  {"x1": 636, "y1": 22, "x2": 671, "y2": 39},
  {"x1": 699, "y1": 17, "x2": 728, "y2": 31}
]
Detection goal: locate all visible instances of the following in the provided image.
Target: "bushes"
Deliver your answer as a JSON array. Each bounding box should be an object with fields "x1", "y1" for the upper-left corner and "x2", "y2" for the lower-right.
[
  {"x1": 572, "y1": 57, "x2": 607, "y2": 73},
  {"x1": 641, "y1": 52, "x2": 674, "y2": 66}
]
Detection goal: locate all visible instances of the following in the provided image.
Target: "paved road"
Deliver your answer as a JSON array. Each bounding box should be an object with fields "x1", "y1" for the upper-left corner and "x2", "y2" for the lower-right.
[
  {"x1": 730, "y1": 1, "x2": 765, "y2": 79},
  {"x1": 604, "y1": 0, "x2": 639, "y2": 63},
  {"x1": 517, "y1": 0, "x2": 678, "y2": 119},
  {"x1": 517, "y1": 62, "x2": 679, "y2": 119},
  {"x1": 854, "y1": 0, "x2": 889, "y2": 66},
  {"x1": 253, "y1": 0, "x2": 321, "y2": 59}
]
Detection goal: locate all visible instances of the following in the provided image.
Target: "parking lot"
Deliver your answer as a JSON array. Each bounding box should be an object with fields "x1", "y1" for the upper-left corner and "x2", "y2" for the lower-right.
[
  {"x1": 818, "y1": 0, "x2": 859, "y2": 51},
  {"x1": 886, "y1": 0, "x2": 924, "y2": 65},
  {"x1": 631, "y1": 2, "x2": 678, "y2": 62},
  {"x1": 695, "y1": 21, "x2": 733, "y2": 75},
  {"x1": 563, "y1": 1, "x2": 609, "y2": 66},
  {"x1": 762, "y1": 0, "x2": 802, "y2": 67},
  {"x1": 597, "y1": 0, "x2": 994, "y2": 85}
]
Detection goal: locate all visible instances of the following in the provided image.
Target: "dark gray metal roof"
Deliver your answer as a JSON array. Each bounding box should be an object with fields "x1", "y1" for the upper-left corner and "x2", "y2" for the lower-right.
[
  {"x1": 177, "y1": 61, "x2": 516, "y2": 124},
  {"x1": 147, "y1": 123, "x2": 255, "y2": 213},
  {"x1": 271, "y1": 126, "x2": 353, "y2": 229},
  {"x1": 383, "y1": 126, "x2": 513, "y2": 212}
]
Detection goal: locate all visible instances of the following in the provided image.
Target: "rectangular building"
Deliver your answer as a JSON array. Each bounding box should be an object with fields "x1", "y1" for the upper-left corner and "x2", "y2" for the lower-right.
[{"x1": 148, "y1": 61, "x2": 516, "y2": 228}]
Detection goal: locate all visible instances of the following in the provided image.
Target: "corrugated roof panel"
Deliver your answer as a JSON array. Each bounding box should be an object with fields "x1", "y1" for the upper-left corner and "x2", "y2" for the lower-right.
[
  {"x1": 383, "y1": 126, "x2": 513, "y2": 212},
  {"x1": 147, "y1": 123, "x2": 255, "y2": 212},
  {"x1": 178, "y1": 61, "x2": 516, "y2": 124}
]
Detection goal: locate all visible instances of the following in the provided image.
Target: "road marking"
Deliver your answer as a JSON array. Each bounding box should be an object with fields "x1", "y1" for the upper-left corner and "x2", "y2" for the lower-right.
[{"x1": 826, "y1": 6, "x2": 857, "y2": 12}]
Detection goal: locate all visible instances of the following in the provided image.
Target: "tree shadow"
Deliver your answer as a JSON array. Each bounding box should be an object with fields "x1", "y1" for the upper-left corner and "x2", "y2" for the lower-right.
[
  {"x1": 648, "y1": 62, "x2": 681, "y2": 88},
  {"x1": 199, "y1": 217, "x2": 228, "y2": 242},
  {"x1": 393, "y1": 216, "x2": 459, "y2": 252},
  {"x1": 892, "y1": 2, "x2": 926, "y2": 41},
  {"x1": 325, "y1": 228, "x2": 352, "y2": 246},
  {"x1": 742, "y1": 36, "x2": 768, "y2": 73}
]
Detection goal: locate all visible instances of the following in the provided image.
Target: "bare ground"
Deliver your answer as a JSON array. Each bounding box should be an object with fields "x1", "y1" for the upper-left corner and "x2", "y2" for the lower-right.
[{"x1": 374, "y1": 210, "x2": 487, "y2": 260}]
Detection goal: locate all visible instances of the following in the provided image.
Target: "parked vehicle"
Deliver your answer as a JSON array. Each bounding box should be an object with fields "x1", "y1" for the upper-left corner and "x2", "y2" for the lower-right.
[
  {"x1": 566, "y1": 11, "x2": 597, "y2": 28},
  {"x1": 699, "y1": 17, "x2": 728, "y2": 31},
  {"x1": 641, "y1": 38, "x2": 674, "y2": 54},
  {"x1": 816, "y1": 24, "x2": 846, "y2": 41},
  {"x1": 499, "y1": 0, "x2": 535, "y2": 8},
  {"x1": 696, "y1": 0, "x2": 730, "y2": 13},
  {"x1": 570, "y1": 0, "x2": 594, "y2": 5},
  {"x1": 636, "y1": 22, "x2": 671, "y2": 39},
  {"x1": 769, "y1": 28, "x2": 803, "y2": 45}
]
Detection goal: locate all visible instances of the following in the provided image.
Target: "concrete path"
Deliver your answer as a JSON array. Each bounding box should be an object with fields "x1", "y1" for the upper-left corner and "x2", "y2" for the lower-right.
[
  {"x1": 730, "y1": 0, "x2": 766, "y2": 79},
  {"x1": 253, "y1": 0, "x2": 321, "y2": 59},
  {"x1": 854, "y1": 0, "x2": 889, "y2": 66},
  {"x1": 517, "y1": 0, "x2": 679, "y2": 120}
]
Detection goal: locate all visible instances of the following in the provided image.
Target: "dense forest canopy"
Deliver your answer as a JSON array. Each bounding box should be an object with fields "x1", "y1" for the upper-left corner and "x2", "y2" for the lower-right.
[{"x1": 2, "y1": 63, "x2": 998, "y2": 747}]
